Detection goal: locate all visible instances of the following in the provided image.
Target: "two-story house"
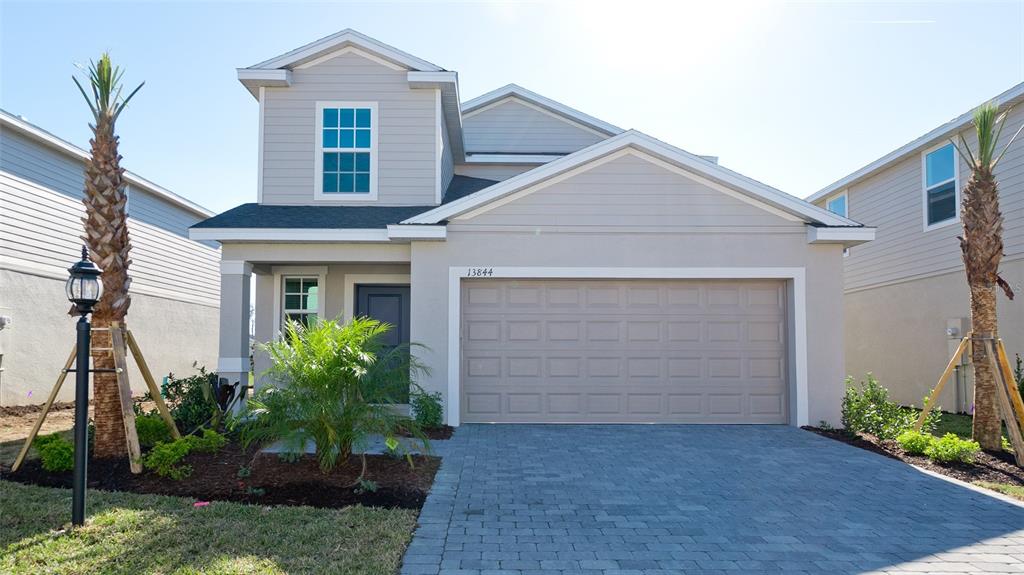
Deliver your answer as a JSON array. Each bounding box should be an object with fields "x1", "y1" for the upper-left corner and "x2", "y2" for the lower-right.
[
  {"x1": 1, "y1": 110, "x2": 221, "y2": 405},
  {"x1": 809, "y1": 82, "x2": 1024, "y2": 412},
  {"x1": 191, "y1": 29, "x2": 873, "y2": 427}
]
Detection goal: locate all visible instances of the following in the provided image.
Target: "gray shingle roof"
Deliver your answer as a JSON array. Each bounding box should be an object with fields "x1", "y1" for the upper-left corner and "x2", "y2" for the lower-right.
[{"x1": 192, "y1": 175, "x2": 496, "y2": 229}]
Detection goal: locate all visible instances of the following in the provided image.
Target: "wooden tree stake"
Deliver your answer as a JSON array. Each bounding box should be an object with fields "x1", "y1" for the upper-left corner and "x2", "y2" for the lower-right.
[
  {"x1": 11, "y1": 346, "x2": 77, "y2": 472},
  {"x1": 110, "y1": 322, "x2": 143, "y2": 473},
  {"x1": 985, "y1": 340, "x2": 1024, "y2": 466},
  {"x1": 995, "y1": 339, "x2": 1024, "y2": 433},
  {"x1": 126, "y1": 329, "x2": 180, "y2": 439},
  {"x1": 915, "y1": 335, "x2": 970, "y2": 431}
]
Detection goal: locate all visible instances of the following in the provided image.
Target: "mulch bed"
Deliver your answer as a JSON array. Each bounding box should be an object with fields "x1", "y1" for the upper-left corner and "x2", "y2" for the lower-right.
[
  {"x1": 1, "y1": 441, "x2": 440, "y2": 510},
  {"x1": 0, "y1": 401, "x2": 76, "y2": 418},
  {"x1": 402, "y1": 425, "x2": 455, "y2": 441},
  {"x1": 805, "y1": 426, "x2": 1024, "y2": 487}
]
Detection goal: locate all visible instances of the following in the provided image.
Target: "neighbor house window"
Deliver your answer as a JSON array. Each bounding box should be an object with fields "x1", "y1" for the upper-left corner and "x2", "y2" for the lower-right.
[
  {"x1": 826, "y1": 191, "x2": 848, "y2": 218},
  {"x1": 315, "y1": 102, "x2": 377, "y2": 200},
  {"x1": 282, "y1": 277, "x2": 319, "y2": 327},
  {"x1": 923, "y1": 143, "x2": 958, "y2": 229}
]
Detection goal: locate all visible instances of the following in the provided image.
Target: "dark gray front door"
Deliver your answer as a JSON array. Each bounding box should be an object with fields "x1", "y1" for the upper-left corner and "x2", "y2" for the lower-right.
[{"x1": 355, "y1": 284, "x2": 411, "y2": 402}]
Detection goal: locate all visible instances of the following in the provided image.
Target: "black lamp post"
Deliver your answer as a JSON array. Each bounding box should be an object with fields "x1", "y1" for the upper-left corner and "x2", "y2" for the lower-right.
[{"x1": 65, "y1": 246, "x2": 103, "y2": 526}]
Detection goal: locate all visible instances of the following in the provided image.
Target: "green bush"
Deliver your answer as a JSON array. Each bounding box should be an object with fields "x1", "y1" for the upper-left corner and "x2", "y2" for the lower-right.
[
  {"x1": 896, "y1": 430, "x2": 933, "y2": 455},
  {"x1": 240, "y1": 317, "x2": 430, "y2": 473},
  {"x1": 35, "y1": 434, "x2": 74, "y2": 473},
  {"x1": 149, "y1": 364, "x2": 220, "y2": 434},
  {"x1": 135, "y1": 414, "x2": 173, "y2": 448},
  {"x1": 925, "y1": 433, "x2": 980, "y2": 464},
  {"x1": 411, "y1": 389, "x2": 444, "y2": 429},
  {"x1": 841, "y1": 374, "x2": 938, "y2": 440},
  {"x1": 186, "y1": 429, "x2": 227, "y2": 453},
  {"x1": 143, "y1": 438, "x2": 193, "y2": 480}
]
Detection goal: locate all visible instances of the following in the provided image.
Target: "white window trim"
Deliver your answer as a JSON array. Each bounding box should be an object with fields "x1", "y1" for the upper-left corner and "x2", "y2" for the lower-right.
[
  {"x1": 314, "y1": 101, "x2": 379, "y2": 202},
  {"x1": 825, "y1": 190, "x2": 848, "y2": 218},
  {"x1": 272, "y1": 266, "x2": 328, "y2": 336},
  {"x1": 342, "y1": 274, "x2": 411, "y2": 324},
  {"x1": 446, "y1": 266, "x2": 809, "y2": 429},
  {"x1": 921, "y1": 141, "x2": 960, "y2": 232}
]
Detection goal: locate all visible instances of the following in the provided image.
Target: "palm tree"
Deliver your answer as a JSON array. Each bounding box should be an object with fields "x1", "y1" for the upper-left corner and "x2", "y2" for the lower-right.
[
  {"x1": 953, "y1": 102, "x2": 1022, "y2": 451},
  {"x1": 73, "y1": 54, "x2": 143, "y2": 458}
]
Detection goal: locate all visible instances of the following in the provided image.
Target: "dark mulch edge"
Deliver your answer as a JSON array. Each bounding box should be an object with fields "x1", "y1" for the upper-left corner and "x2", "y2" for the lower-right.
[
  {"x1": 804, "y1": 426, "x2": 1024, "y2": 487},
  {"x1": 1, "y1": 441, "x2": 440, "y2": 510}
]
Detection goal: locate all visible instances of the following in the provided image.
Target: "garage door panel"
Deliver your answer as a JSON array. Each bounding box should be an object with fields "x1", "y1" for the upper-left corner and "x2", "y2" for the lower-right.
[{"x1": 461, "y1": 279, "x2": 788, "y2": 423}]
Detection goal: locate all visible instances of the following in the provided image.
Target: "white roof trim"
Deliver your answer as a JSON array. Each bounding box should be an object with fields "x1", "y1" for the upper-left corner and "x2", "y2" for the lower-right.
[
  {"x1": 404, "y1": 130, "x2": 859, "y2": 227},
  {"x1": 807, "y1": 226, "x2": 876, "y2": 247},
  {"x1": 0, "y1": 109, "x2": 213, "y2": 218},
  {"x1": 808, "y1": 80, "x2": 1024, "y2": 202},
  {"x1": 189, "y1": 225, "x2": 447, "y2": 243},
  {"x1": 465, "y1": 154, "x2": 561, "y2": 164},
  {"x1": 462, "y1": 84, "x2": 623, "y2": 137},
  {"x1": 246, "y1": 28, "x2": 443, "y2": 72}
]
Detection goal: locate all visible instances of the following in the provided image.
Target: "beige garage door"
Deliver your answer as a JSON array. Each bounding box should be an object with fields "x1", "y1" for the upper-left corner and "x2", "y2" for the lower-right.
[{"x1": 460, "y1": 279, "x2": 789, "y2": 423}]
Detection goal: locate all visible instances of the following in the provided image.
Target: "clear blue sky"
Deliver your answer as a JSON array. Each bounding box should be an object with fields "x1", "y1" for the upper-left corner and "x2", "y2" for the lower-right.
[{"x1": 2, "y1": 1, "x2": 1023, "y2": 213}]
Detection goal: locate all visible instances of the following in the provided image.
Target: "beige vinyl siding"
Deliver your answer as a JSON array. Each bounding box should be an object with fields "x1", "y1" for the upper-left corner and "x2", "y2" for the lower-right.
[
  {"x1": 0, "y1": 128, "x2": 85, "y2": 200},
  {"x1": 454, "y1": 163, "x2": 541, "y2": 181},
  {"x1": 440, "y1": 104, "x2": 454, "y2": 196},
  {"x1": 824, "y1": 105, "x2": 1024, "y2": 292},
  {"x1": 463, "y1": 97, "x2": 606, "y2": 154},
  {"x1": 0, "y1": 171, "x2": 219, "y2": 307},
  {"x1": 261, "y1": 51, "x2": 437, "y2": 206},
  {"x1": 456, "y1": 153, "x2": 799, "y2": 230}
]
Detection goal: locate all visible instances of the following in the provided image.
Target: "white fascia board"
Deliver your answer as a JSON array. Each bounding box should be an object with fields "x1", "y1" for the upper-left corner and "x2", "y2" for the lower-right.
[
  {"x1": 465, "y1": 154, "x2": 562, "y2": 164},
  {"x1": 404, "y1": 130, "x2": 857, "y2": 227},
  {"x1": 386, "y1": 224, "x2": 447, "y2": 240},
  {"x1": 0, "y1": 109, "x2": 213, "y2": 218},
  {"x1": 237, "y1": 69, "x2": 292, "y2": 98},
  {"x1": 808, "y1": 80, "x2": 1024, "y2": 203},
  {"x1": 806, "y1": 226, "x2": 876, "y2": 246},
  {"x1": 407, "y1": 71, "x2": 458, "y2": 87},
  {"x1": 408, "y1": 71, "x2": 465, "y2": 161},
  {"x1": 189, "y1": 228, "x2": 392, "y2": 242},
  {"x1": 461, "y1": 83, "x2": 623, "y2": 136},
  {"x1": 248, "y1": 28, "x2": 443, "y2": 72}
]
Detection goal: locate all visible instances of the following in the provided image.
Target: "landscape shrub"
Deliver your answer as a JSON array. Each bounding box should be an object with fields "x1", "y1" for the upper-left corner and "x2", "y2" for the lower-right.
[
  {"x1": 148, "y1": 364, "x2": 220, "y2": 434},
  {"x1": 896, "y1": 430, "x2": 933, "y2": 455},
  {"x1": 924, "y1": 433, "x2": 980, "y2": 464},
  {"x1": 186, "y1": 429, "x2": 227, "y2": 453},
  {"x1": 411, "y1": 389, "x2": 444, "y2": 429},
  {"x1": 240, "y1": 317, "x2": 430, "y2": 473},
  {"x1": 841, "y1": 374, "x2": 938, "y2": 440},
  {"x1": 35, "y1": 434, "x2": 74, "y2": 473},
  {"x1": 135, "y1": 414, "x2": 173, "y2": 448},
  {"x1": 144, "y1": 439, "x2": 193, "y2": 480}
]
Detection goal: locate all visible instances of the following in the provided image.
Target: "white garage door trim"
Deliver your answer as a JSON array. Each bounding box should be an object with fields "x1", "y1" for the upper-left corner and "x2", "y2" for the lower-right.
[{"x1": 447, "y1": 267, "x2": 808, "y2": 427}]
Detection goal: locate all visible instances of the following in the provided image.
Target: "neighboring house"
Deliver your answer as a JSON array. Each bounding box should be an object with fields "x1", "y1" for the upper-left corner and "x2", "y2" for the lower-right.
[
  {"x1": 808, "y1": 82, "x2": 1024, "y2": 412},
  {"x1": 191, "y1": 29, "x2": 873, "y2": 427},
  {"x1": 0, "y1": 110, "x2": 220, "y2": 406}
]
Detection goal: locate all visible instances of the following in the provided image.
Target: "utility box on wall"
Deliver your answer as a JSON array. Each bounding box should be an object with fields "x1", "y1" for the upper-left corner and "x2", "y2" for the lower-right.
[{"x1": 947, "y1": 317, "x2": 973, "y2": 414}]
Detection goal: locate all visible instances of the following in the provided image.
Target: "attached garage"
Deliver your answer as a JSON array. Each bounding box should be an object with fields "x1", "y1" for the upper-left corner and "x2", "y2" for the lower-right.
[{"x1": 460, "y1": 278, "x2": 789, "y2": 423}]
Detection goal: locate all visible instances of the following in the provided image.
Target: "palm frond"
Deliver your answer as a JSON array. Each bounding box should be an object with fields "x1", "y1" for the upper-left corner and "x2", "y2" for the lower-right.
[{"x1": 74, "y1": 52, "x2": 143, "y2": 122}]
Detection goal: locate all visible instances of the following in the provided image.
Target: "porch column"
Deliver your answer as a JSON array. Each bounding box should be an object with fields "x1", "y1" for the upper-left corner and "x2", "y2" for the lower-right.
[{"x1": 218, "y1": 259, "x2": 252, "y2": 409}]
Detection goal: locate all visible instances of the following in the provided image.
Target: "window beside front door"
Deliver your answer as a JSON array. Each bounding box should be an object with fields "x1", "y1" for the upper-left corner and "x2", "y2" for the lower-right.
[
  {"x1": 315, "y1": 101, "x2": 377, "y2": 200},
  {"x1": 923, "y1": 143, "x2": 958, "y2": 230}
]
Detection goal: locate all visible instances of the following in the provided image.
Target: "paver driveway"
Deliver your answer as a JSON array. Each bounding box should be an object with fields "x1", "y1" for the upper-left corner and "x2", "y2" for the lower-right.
[{"x1": 401, "y1": 425, "x2": 1024, "y2": 575}]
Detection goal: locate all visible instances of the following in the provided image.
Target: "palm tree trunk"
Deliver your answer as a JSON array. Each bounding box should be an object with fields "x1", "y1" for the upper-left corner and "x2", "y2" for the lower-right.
[
  {"x1": 89, "y1": 323, "x2": 127, "y2": 458},
  {"x1": 970, "y1": 284, "x2": 1002, "y2": 450}
]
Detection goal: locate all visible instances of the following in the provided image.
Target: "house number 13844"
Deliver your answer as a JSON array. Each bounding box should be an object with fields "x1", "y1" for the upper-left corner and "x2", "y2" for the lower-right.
[{"x1": 467, "y1": 267, "x2": 494, "y2": 277}]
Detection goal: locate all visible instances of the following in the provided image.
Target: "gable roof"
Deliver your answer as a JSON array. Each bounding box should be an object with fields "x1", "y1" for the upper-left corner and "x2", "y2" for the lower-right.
[
  {"x1": 0, "y1": 109, "x2": 213, "y2": 218},
  {"x1": 808, "y1": 80, "x2": 1024, "y2": 203},
  {"x1": 403, "y1": 130, "x2": 861, "y2": 227},
  {"x1": 246, "y1": 28, "x2": 444, "y2": 73},
  {"x1": 462, "y1": 84, "x2": 624, "y2": 137}
]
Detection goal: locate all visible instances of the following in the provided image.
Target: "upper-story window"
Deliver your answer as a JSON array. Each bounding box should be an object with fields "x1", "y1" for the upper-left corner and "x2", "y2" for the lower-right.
[
  {"x1": 315, "y1": 102, "x2": 377, "y2": 200},
  {"x1": 826, "y1": 191, "x2": 848, "y2": 218},
  {"x1": 923, "y1": 143, "x2": 958, "y2": 230}
]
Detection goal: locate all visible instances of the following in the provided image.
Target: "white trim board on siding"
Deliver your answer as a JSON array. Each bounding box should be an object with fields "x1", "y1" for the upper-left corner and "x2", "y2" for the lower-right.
[
  {"x1": 445, "y1": 266, "x2": 809, "y2": 428},
  {"x1": 189, "y1": 226, "x2": 446, "y2": 242},
  {"x1": 247, "y1": 29, "x2": 443, "y2": 73},
  {"x1": 405, "y1": 130, "x2": 861, "y2": 228}
]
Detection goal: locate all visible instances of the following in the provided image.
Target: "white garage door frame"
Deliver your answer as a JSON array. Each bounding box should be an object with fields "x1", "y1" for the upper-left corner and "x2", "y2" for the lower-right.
[{"x1": 447, "y1": 266, "x2": 808, "y2": 427}]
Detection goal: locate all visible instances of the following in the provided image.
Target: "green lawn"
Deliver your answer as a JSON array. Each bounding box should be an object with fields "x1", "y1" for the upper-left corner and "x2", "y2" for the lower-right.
[
  {"x1": 976, "y1": 481, "x2": 1024, "y2": 503},
  {"x1": 0, "y1": 480, "x2": 417, "y2": 575}
]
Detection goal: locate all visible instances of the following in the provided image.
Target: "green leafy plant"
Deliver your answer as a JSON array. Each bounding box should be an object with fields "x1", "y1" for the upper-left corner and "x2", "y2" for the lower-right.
[
  {"x1": 897, "y1": 430, "x2": 933, "y2": 455},
  {"x1": 1003, "y1": 437, "x2": 1013, "y2": 452},
  {"x1": 355, "y1": 479, "x2": 378, "y2": 494},
  {"x1": 277, "y1": 451, "x2": 302, "y2": 464},
  {"x1": 411, "y1": 389, "x2": 444, "y2": 429},
  {"x1": 237, "y1": 466, "x2": 252, "y2": 479},
  {"x1": 35, "y1": 434, "x2": 74, "y2": 473},
  {"x1": 143, "y1": 439, "x2": 193, "y2": 480},
  {"x1": 239, "y1": 317, "x2": 430, "y2": 475},
  {"x1": 135, "y1": 414, "x2": 172, "y2": 448},
  {"x1": 1015, "y1": 353, "x2": 1023, "y2": 400},
  {"x1": 841, "y1": 374, "x2": 938, "y2": 440},
  {"x1": 148, "y1": 364, "x2": 220, "y2": 434},
  {"x1": 186, "y1": 429, "x2": 227, "y2": 453},
  {"x1": 925, "y1": 433, "x2": 981, "y2": 464}
]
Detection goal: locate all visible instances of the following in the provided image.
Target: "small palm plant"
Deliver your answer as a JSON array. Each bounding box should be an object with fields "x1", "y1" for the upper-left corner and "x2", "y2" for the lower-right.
[
  {"x1": 73, "y1": 54, "x2": 143, "y2": 458},
  {"x1": 240, "y1": 317, "x2": 429, "y2": 476},
  {"x1": 952, "y1": 102, "x2": 1023, "y2": 450}
]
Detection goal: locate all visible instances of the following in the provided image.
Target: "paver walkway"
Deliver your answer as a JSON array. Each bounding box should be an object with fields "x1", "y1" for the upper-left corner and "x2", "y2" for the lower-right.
[{"x1": 400, "y1": 425, "x2": 1024, "y2": 575}]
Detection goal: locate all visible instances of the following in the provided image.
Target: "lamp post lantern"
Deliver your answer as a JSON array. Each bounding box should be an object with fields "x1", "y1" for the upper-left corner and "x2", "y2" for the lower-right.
[{"x1": 66, "y1": 245, "x2": 103, "y2": 526}]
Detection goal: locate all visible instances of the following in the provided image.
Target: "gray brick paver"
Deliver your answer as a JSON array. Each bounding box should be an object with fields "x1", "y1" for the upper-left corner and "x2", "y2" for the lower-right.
[{"x1": 400, "y1": 425, "x2": 1024, "y2": 575}]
